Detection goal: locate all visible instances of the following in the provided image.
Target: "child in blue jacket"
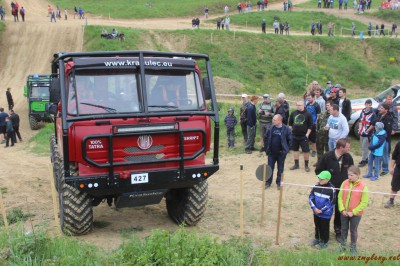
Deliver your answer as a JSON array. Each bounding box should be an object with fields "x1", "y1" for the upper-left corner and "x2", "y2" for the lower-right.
[
  {"x1": 363, "y1": 122, "x2": 386, "y2": 181},
  {"x1": 224, "y1": 107, "x2": 237, "y2": 148},
  {"x1": 309, "y1": 170, "x2": 336, "y2": 249}
]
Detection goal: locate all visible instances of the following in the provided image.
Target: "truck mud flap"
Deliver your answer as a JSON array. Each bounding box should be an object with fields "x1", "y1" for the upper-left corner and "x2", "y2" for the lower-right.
[{"x1": 115, "y1": 189, "x2": 168, "y2": 208}]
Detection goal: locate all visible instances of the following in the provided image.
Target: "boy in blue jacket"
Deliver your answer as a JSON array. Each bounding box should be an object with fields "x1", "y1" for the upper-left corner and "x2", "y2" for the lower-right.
[
  {"x1": 309, "y1": 170, "x2": 336, "y2": 249},
  {"x1": 363, "y1": 122, "x2": 386, "y2": 181},
  {"x1": 224, "y1": 107, "x2": 237, "y2": 148}
]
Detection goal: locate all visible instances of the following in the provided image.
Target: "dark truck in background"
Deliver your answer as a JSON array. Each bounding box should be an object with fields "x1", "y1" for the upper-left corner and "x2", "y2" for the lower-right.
[{"x1": 48, "y1": 51, "x2": 220, "y2": 235}]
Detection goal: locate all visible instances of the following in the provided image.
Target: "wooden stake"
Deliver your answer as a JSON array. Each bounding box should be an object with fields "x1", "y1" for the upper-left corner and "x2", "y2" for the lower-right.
[
  {"x1": 49, "y1": 164, "x2": 62, "y2": 236},
  {"x1": 0, "y1": 190, "x2": 8, "y2": 229},
  {"x1": 275, "y1": 173, "x2": 284, "y2": 245},
  {"x1": 240, "y1": 165, "x2": 244, "y2": 237},
  {"x1": 260, "y1": 164, "x2": 267, "y2": 226},
  {"x1": 319, "y1": 42, "x2": 321, "y2": 53}
]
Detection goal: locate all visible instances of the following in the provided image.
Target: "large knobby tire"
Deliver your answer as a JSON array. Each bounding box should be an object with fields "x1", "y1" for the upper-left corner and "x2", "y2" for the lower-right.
[
  {"x1": 58, "y1": 166, "x2": 93, "y2": 235},
  {"x1": 50, "y1": 135, "x2": 61, "y2": 192},
  {"x1": 166, "y1": 180, "x2": 208, "y2": 226},
  {"x1": 29, "y1": 115, "x2": 39, "y2": 130},
  {"x1": 353, "y1": 120, "x2": 360, "y2": 139}
]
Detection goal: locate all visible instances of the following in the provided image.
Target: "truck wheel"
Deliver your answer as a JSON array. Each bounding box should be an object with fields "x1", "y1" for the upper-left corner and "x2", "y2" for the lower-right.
[
  {"x1": 50, "y1": 135, "x2": 60, "y2": 191},
  {"x1": 29, "y1": 115, "x2": 39, "y2": 130},
  {"x1": 353, "y1": 120, "x2": 360, "y2": 139},
  {"x1": 58, "y1": 169, "x2": 93, "y2": 235},
  {"x1": 166, "y1": 180, "x2": 208, "y2": 226}
]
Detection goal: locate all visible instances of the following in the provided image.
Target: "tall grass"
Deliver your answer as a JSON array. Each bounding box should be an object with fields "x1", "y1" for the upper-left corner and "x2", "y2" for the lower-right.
[
  {"x1": 28, "y1": 123, "x2": 54, "y2": 154},
  {"x1": 1, "y1": 226, "x2": 399, "y2": 265}
]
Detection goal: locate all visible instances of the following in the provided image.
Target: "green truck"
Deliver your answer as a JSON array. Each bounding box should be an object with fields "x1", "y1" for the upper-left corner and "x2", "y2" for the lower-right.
[{"x1": 24, "y1": 74, "x2": 52, "y2": 130}]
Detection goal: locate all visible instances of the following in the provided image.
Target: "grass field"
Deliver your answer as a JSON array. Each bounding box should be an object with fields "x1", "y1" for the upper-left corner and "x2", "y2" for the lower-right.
[
  {"x1": 367, "y1": 9, "x2": 400, "y2": 25},
  {"x1": 49, "y1": 0, "x2": 276, "y2": 19},
  {"x1": 296, "y1": 0, "x2": 381, "y2": 9}
]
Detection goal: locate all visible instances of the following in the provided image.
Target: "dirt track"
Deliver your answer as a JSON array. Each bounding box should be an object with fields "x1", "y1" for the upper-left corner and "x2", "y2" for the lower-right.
[{"x1": 0, "y1": 0, "x2": 398, "y2": 252}]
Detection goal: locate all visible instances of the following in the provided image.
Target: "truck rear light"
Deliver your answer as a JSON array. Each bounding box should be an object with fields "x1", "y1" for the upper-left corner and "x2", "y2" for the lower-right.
[
  {"x1": 116, "y1": 124, "x2": 175, "y2": 133},
  {"x1": 119, "y1": 171, "x2": 130, "y2": 179}
]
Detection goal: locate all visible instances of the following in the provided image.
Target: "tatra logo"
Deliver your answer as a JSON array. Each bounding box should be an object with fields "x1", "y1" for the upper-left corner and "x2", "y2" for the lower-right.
[{"x1": 137, "y1": 135, "x2": 153, "y2": 150}]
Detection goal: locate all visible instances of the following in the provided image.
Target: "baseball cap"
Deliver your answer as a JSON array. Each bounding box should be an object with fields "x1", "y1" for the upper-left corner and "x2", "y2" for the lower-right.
[
  {"x1": 317, "y1": 171, "x2": 331, "y2": 180},
  {"x1": 334, "y1": 83, "x2": 342, "y2": 88},
  {"x1": 241, "y1": 93, "x2": 248, "y2": 98},
  {"x1": 327, "y1": 81, "x2": 332, "y2": 84},
  {"x1": 263, "y1": 94, "x2": 270, "y2": 98}
]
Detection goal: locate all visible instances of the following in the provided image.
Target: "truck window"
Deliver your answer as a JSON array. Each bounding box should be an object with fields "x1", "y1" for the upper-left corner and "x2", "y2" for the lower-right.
[
  {"x1": 147, "y1": 71, "x2": 205, "y2": 111},
  {"x1": 31, "y1": 86, "x2": 50, "y2": 99}
]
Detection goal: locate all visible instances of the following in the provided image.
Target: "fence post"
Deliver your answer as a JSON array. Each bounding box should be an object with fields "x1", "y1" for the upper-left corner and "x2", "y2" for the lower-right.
[
  {"x1": 240, "y1": 165, "x2": 244, "y2": 236},
  {"x1": 275, "y1": 173, "x2": 284, "y2": 245},
  {"x1": 0, "y1": 190, "x2": 8, "y2": 229},
  {"x1": 260, "y1": 164, "x2": 266, "y2": 226}
]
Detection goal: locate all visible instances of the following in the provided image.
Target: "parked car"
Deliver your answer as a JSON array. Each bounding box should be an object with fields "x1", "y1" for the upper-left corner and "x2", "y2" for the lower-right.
[{"x1": 349, "y1": 84, "x2": 400, "y2": 138}]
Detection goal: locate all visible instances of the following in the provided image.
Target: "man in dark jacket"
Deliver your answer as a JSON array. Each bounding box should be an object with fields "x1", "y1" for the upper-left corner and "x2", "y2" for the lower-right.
[
  {"x1": 338, "y1": 88, "x2": 352, "y2": 121},
  {"x1": 245, "y1": 95, "x2": 259, "y2": 154},
  {"x1": 9, "y1": 110, "x2": 22, "y2": 143},
  {"x1": 289, "y1": 101, "x2": 313, "y2": 172},
  {"x1": 315, "y1": 138, "x2": 354, "y2": 243},
  {"x1": 4, "y1": 116, "x2": 14, "y2": 147},
  {"x1": 6, "y1": 88, "x2": 14, "y2": 111},
  {"x1": 377, "y1": 103, "x2": 393, "y2": 176},
  {"x1": 264, "y1": 114, "x2": 292, "y2": 190},
  {"x1": 275, "y1": 93, "x2": 290, "y2": 125}
]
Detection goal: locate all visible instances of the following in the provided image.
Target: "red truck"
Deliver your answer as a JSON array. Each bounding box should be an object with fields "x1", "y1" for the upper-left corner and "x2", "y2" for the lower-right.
[{"x1": 48, "y1": 51, "x2": 220, "y2": 235}]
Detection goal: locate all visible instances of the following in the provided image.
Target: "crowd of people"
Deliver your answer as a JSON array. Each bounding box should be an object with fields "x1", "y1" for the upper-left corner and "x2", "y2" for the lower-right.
[
  {"x1": 223, "y1": 81, "x2": 399, "y2": 254},
  {"x1": 0, "y1": 88, "x2": 22, "y2": 148}
]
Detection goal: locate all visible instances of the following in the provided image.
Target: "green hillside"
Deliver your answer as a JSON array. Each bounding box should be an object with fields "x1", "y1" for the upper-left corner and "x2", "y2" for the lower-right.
[{"x1": 84, "y1": 25, "x2": 400, "y2": 98}]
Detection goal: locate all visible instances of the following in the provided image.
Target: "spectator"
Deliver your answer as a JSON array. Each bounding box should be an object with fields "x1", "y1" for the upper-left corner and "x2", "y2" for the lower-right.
[
  {"x1": 374, "y1": 24, "x2": 379, "y2": 36},
  {"x1": 273, "y1": 20, "x2": 279, "y2": 34},
  {"x1": 74, "y1": 6, "x2": 78, "y2": 19},
  {"x1": 391, "y1": 23, "x2": 397, "y2": 36},
  {"x1": 363, "y1": 122, "x2": 386, "y2": 181},
  {"x1": 318, "y1": 0, "x2": 322, "y2": 8},
  {"x1": 338, "y1": 88, "x2": 351, "y2": 121},
  {"x1": 344, "y1": 0, "x2": 349, "y2": 9},
  {"x1": 0, "y1": 6, "x2": 5, "y2": 20},
  {"x1": 316, "y1": 101, "x2": 332, "y2": 165},
  {"x1": 351, "y1": 22, "x2": 355, "y2": 37},
  {"x1": 50, "y1": 9, "x2": 56, "y2": 22},
  {"x1": 324, "y1": 81, "x2": 334, "y2": 95},
  {"x1": 19, "y1": 6, "x2": 25, "y2": 22},
  {"x1": 258, "y1": 94, "x2": 275, "y2": 151},
  {"x1": 225, "y1": 16, "x2": 231, "y2": 30},
  {"x1": 309, "y1": 170, "x2": 336, "y2": 249},
  {"x1": 6, "y1": 88, "x2": 14, "y2": 111},
  {"x1": 328, "y1": 87, "x2": 339, "y2": 106},
  {"x1": 306, "y1": 92, "x2": 321, "y2": 157},
  {"x1": 9, "y1": 110, "x2": 22, "y2": 142},
  {"x1": 217, "y1": 17, "x2": 221, "y2": 30},
  {"x1": 315, "y1": 138, "x2": 354, "y2": 243},
  {"x1": 285, "y1": 21, "x2": 290, "y2": 35},
  {"x1": 64, "y1": 8, "x2": 68, "y2": 20},
  {"x1": 204, "y1": 6, "x2": 209, "y2": 19},
  {"x1": 328, "y1": 21, "x2": 334, "y2": 36},
  {"x1": 357, "y1": 99, "x2": 376, "y2": 167},
  {"x1": 224, "y1": 4, "x2": 229, "y2": 14},
  {"x1": 283, "y1": 1, "x2": 287, "y2": 11},
  {"x1": 224, "y1": 107, "x2": 237, "y2": 148},
  {"x1": 275, "y1": 95, "x2": 289, "y2": 125},
  {"x1": 367, "y1": 22, "x2": 372, "y2": 36},
  {"x1": 4, "y1": 117, "x2": 14, "y2": 147},
  {"x1": 380, "y1": 23, "x2": 385, "y2": 36},
  {"x1": 289, "y1": 101, "x2": 313, "y2": 172},
  {"x1": 221, "y1": 17, "x2": 225, "y2": 30},
  {"x1": 376, "y1": 103, "x2": 394, "y2": 176},
  {"x1": 314, "y1": 87, "x2": 326, "y2": 112},
  {"x1": 384, "y1": 140, "x2": 400, "y2": 208},
  {"x1": 264, "y1": 114, "x2": 292, "y2": 190},
  {"x1": 325, "y1": 104, "x2": 349, "y2": 151},
  {"x1": 311, "y1": 21, "x2": 316, "y2": 35},
  {"x1": 0, "y1": 107, "x2": 8, "y2": 143},
  {"x1": 261, "y1": 19, "x2": 266, "y2": 33},
  {"x1": 245, "y1": 95, "x2": 259, "y2": 154},
  {"x1": 279, "y1": 21, "x2": 284, "y2": 34},
  {"x1": 338, "y1": 165, "x2": 368, "y2": 255},
  {"x1": 240, "y1": 94, "x2": 249, "y2": 143}
]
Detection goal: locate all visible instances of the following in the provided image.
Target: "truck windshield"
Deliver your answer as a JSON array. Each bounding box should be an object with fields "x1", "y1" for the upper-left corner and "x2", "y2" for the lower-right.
[
  {"x1": 146, "y1": 70, "x2": 205, "y2": 111},
  {"x1": 31, "y1": 86, "x2": 50, "y2": 99},
  {"x1": 67, "y1": 69, "x2": 205, "y2": 115},
  {"x1": 67, "y1": 70, "x2": 140, "y2": 115}
]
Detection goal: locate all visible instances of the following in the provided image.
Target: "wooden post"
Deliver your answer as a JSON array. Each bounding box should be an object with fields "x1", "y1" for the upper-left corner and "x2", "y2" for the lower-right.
[
  {"x1": 260, "y1": 164, "x2": 267, "y2": 226},
  {"x1": 211, "y1": 32, "x2": 213, "y2": 43},
  {"x1": 275, "y1": 173, "x2": 284, "y2": 245},
  {"x1": 305, "y1": 52, "x2": 308, "y2": 66},
  {"x1": 234, "y1": 31, "x2": 236, "y2": 40},
  {"x1": 0, "y1": 190, "x2": 8, "y2": 229},
  {"x1": 240, "y1": 165, "x2": 244, "y2": 236},
  {"x1": 49, "y1": 164, "x2": 62, "y2": 236},
  {"x1": 319, "y1": 42, "x2": 321, "y2": 53}
]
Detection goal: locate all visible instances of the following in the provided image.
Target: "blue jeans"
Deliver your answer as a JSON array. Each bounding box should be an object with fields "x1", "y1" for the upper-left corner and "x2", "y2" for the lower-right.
[
  {"x1": 267, "y1": 153, "x2": 286, "y2": 186},
  {"x1": 381, "y1": 142, "x2": 390, "y2": 173},
  {"x1": 328, "y1": 138, "x2": 337, "y2": 151},
  {"x1": 368, "y1": 154, "x2": 381, "y2": 177}
]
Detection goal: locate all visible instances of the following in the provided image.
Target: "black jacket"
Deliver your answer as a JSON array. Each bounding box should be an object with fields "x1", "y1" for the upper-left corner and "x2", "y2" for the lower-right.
[
  {"x1": 315, "y1": 150, "x2": 354, "y2": 188},
  {"x1": 341, "y1": 98, "x2": 352, "y2": 121},
  {"x1": 10, "y1": 113, "x2": 20, "y2": 128},
  {"x1": 377, "y1": 113, "x2": 393, "y2": 142},
  {"x1": 275, "y1": 103, "x2": 289, "y2": 125}
]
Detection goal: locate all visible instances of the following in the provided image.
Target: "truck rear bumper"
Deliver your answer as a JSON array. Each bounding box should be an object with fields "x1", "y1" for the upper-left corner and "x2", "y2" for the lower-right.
[{"x1": 65, "y1": 164, "x2": 219, "y2": 197}]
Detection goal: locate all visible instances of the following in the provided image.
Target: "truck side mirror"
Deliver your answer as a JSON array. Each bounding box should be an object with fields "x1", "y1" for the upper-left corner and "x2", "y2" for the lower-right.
[
  {"x1": 50, "y1": 78, "x2": 61, "y2": 103},
  {"x1": 203, "y1": 77, "x2": 211, "y2": 100}
]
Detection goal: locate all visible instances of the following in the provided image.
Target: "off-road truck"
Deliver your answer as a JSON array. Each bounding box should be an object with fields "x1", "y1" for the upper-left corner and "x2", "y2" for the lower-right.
[
  {"x1": 24, "y1": 74, "x2": 52, "y2": 130},
  {"x1": 48, "y1": 51, "x2": 220, "y2": 235}
]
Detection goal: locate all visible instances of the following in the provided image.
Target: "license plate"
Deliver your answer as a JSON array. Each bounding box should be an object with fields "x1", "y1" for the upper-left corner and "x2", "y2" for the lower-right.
[{"x1": 131, "y1": 173, "x2": 149, "y2": 184}]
